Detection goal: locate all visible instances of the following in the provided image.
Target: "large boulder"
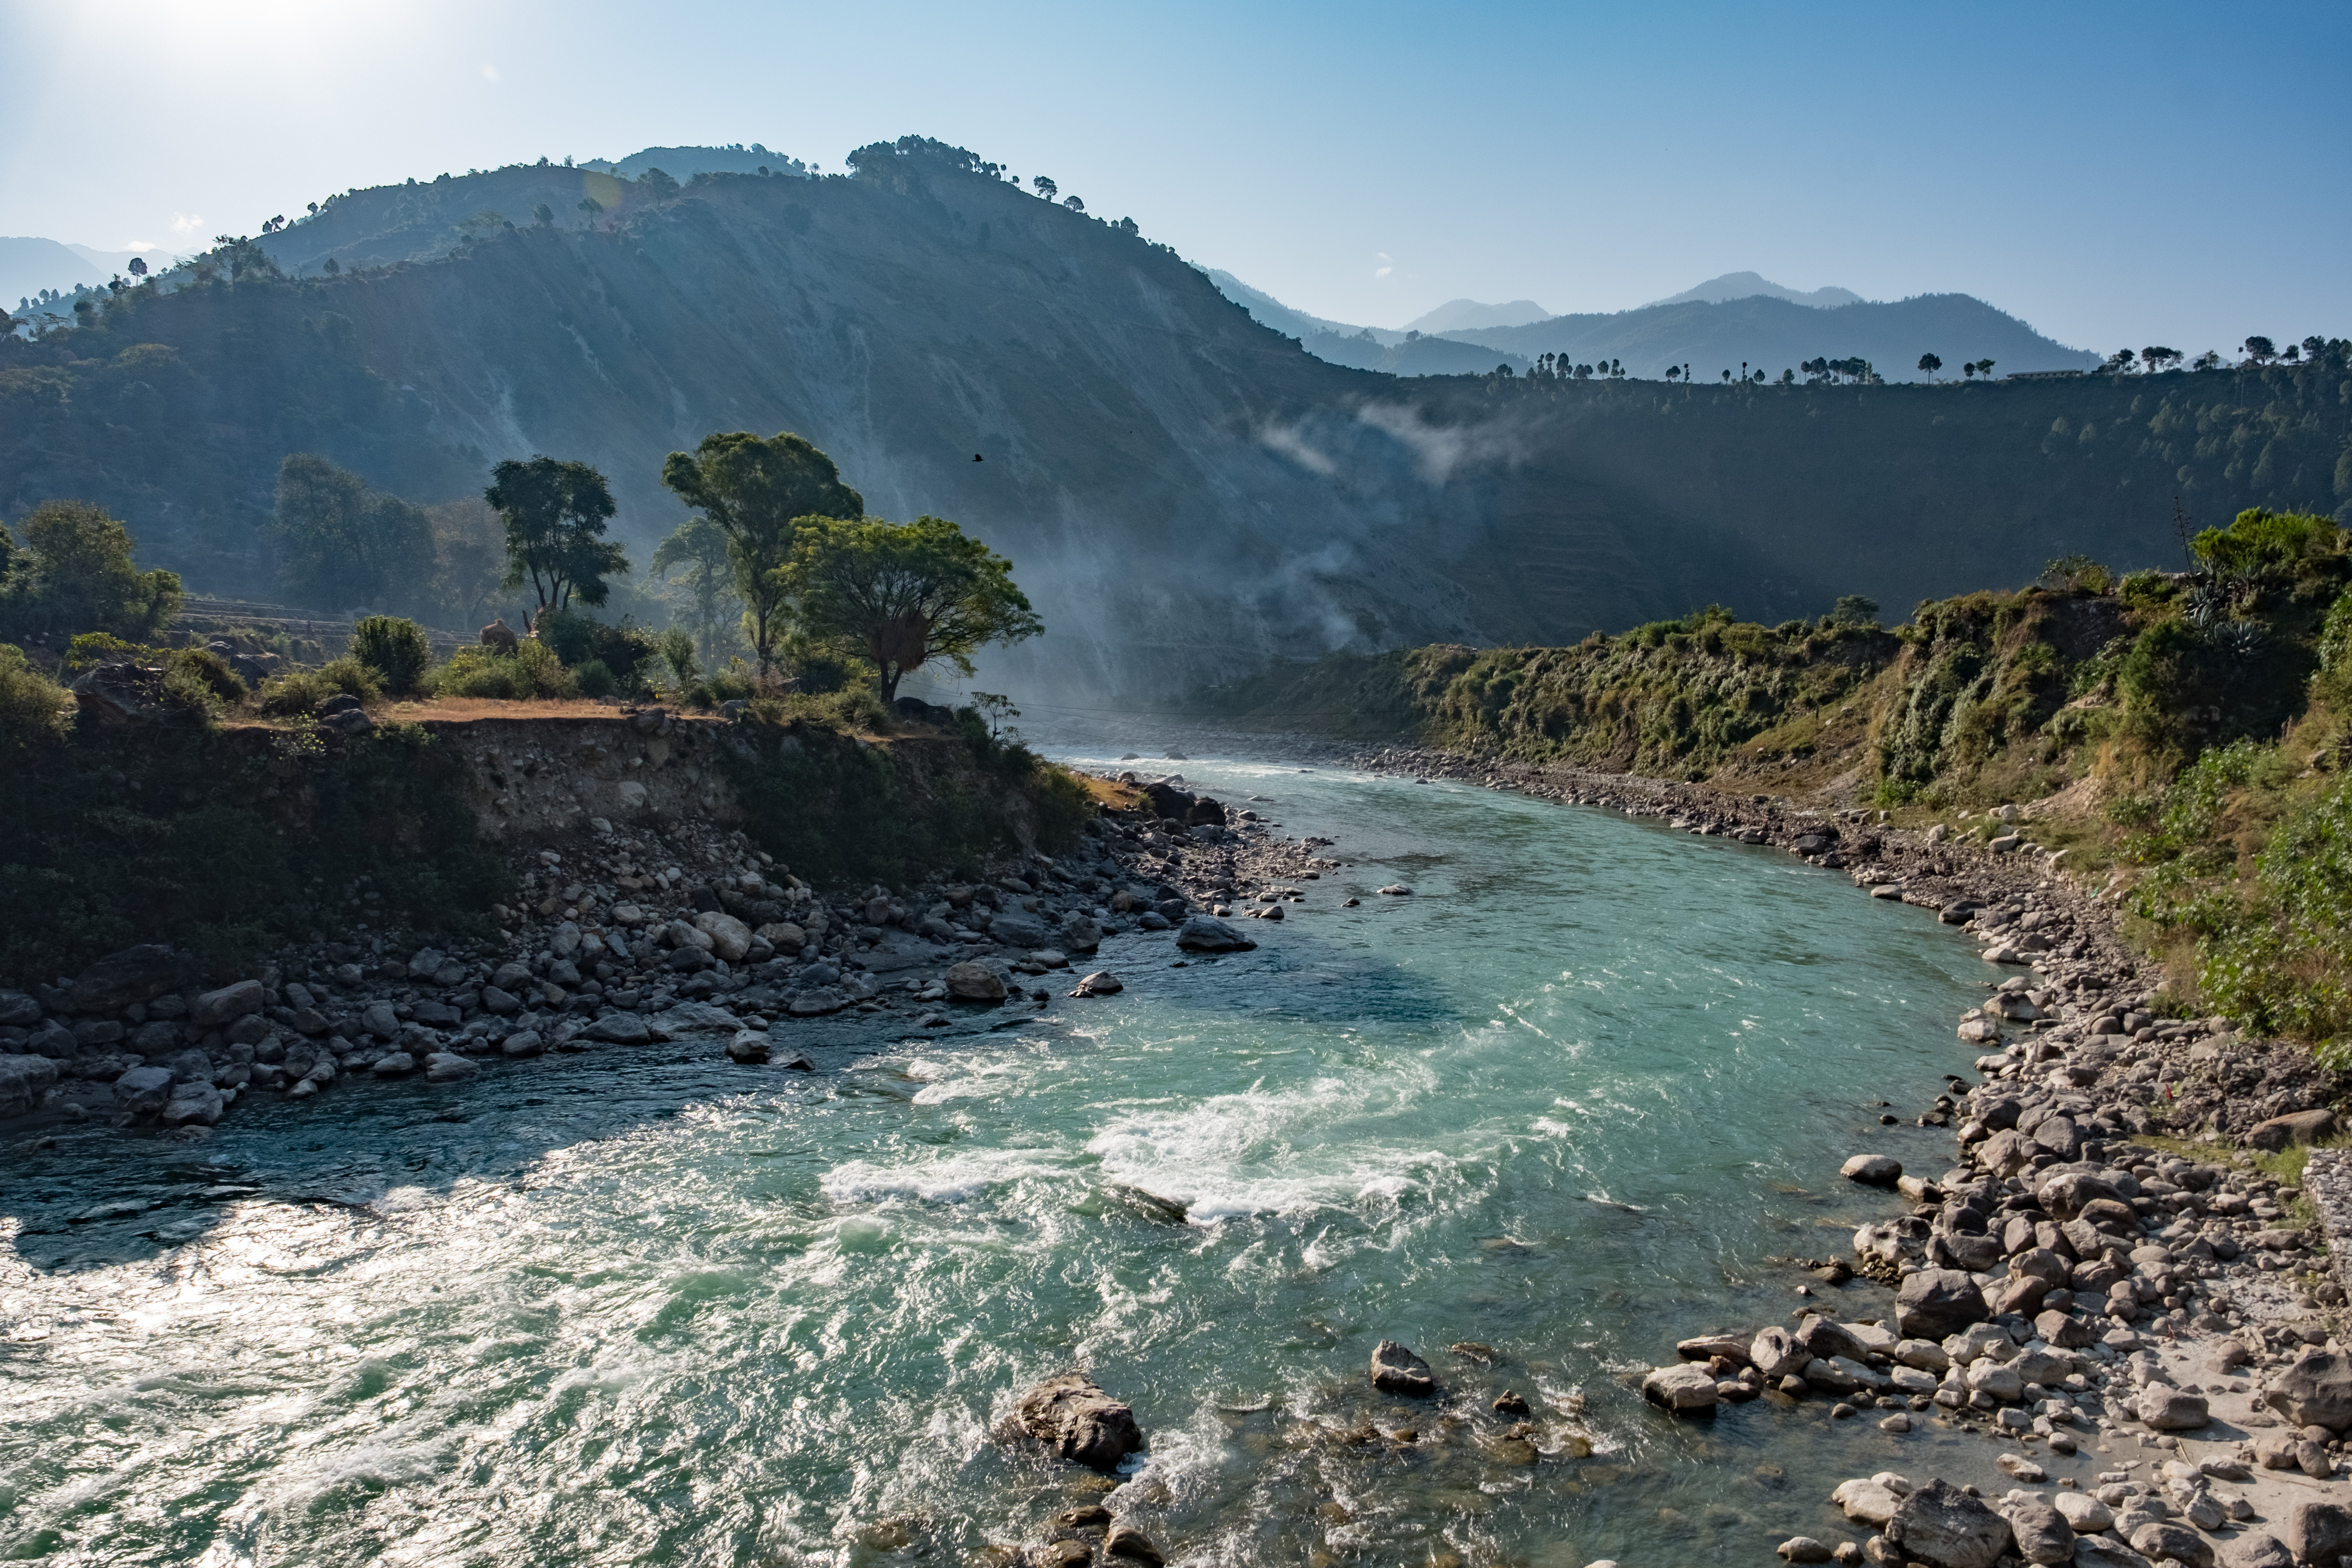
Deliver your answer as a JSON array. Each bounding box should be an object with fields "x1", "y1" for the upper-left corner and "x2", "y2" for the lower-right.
[
  {"x1": 1371, "y1": 1339, "x2": 1437, "y2": 1396},
  {"x1": 2247, "y1": 1109, "x2": 2336, "y2": 1151},
  {"x1": 2005, "y1": 1499, "x2": 2075, "y2": 1566},
  {"x1": 1795, "y1": 1315, "x2": 1872, "y2": 1365},
  {"x1": 0, "y1": 991, "x2": 40, "y2": 1027},
  {"x1": 586, "y1": 1013, "x2": 652, "y2": 1045},
  {"x1": 1895, "y1": 1268, "x2": 1989, "y2": 1340},
  {"x1": 70, "y1": 944, "x2": 185, "y2": 1013},
  {"x1": 1841, "y1": 1153, "x2": 1902, "y2": 1186},
  {"x1": 1640, "y1": 1362, "x2": 1717, "y2": 1412},
  {"x1": 2037, "y1": 1169, "x2": 2127, "y2": 1219},
  {"x1": 160, "y1": 1080, "x2": 224, "y2": 1127},
  {"x1": 1749, "y1": 1325, "x2": 1813, "y2": 1380},
  {"x1": 1060, "y1": 914, "x2": 1103, "y2": 954},
  {"x1": 2127, "y1": 1520, "x2": 2213, "y2": 1568},
  {"x1": 112, "y1": 1064, "x2": 175, "y2": 1115},
  {"x1": 2137, "y1": 1388, "x2": 2209, "y2": 1430},
  {"x1": 1011, "y1": 1373, "x2": 1143, "y2": 1472},
  {"x1": 2284, "y1": 1502, "x2": 2352, "y2": 1568},
  {"x1": 945, "y1": 962, "x2": 1007, "y2": 1002},
  {"x1": 1831, "y1": 1477, "x2": 1904, "y2": 1526},
  {"x1": 0, "y1": 1054, "x2": 60, "y2": 1118},
  {"x1": 1883, "y1": 1479, "x2": 2013, "y2": 1568},
  {"x1": 2266, "y1": 1348, "x2": 2352, "y2": 1430},
  {"x1": 988, "y1": 912, "x2": 1051, "y2": 949},
  {"x1": 693, "y1": 911, "x2": 755, "y2": 962},
  {"x1": 1174, "y1": 916, "x2": 1255, "y2": 953}
]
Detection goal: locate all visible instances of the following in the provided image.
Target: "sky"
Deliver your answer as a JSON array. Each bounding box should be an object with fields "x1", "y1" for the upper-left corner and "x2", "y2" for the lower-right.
[{"x1": 3, "y1": 0, "x2": 2346, "y2": 354}]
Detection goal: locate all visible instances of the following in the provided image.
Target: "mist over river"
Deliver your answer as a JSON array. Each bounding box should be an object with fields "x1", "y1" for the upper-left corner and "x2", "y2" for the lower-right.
[{"x1": 0, "y1": 747, "x2": 2009, "y2": 1566}]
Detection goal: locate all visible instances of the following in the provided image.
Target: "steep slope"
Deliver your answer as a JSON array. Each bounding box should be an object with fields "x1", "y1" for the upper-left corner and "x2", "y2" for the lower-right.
[{"x1": 1446, "y1": 292, "x2": 2097, "y2": 380}]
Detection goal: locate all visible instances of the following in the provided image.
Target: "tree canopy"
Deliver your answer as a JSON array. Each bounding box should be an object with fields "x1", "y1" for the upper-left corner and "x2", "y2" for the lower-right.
[
  {"x1": 790, "y1": 515, "x2": 1042, "y2": 702},
  {"x1": 660, "y1": 430, "x2": 864, "y2": 672},
  {"x1": 485, "y1": 456, "x2": 629, "y2": 616},
  {"x1": 0, "y1": 499, "x2": 181, "y2": 644},
  {"x1": 270, "y1": 452, "x2": 434, "y2": 612}
]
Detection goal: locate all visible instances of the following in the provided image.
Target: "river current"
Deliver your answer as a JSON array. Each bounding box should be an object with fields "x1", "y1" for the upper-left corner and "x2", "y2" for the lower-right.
[{"x1": 1, "y1": 751, "x2": 2006, "y2": 1566}]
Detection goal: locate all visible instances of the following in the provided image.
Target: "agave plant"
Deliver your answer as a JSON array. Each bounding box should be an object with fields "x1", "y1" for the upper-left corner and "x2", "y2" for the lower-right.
[
  {"x1": 2212, "y1": 618, "x2": 2267, "y2": 664},
  {"x1": 2183, "y1": 582, "x2": 2231, "y2": 629}
]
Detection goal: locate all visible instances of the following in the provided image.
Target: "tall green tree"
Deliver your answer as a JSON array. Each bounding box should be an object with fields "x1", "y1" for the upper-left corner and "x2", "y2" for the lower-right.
[
  {"x1": 1918, "y1": 352, "x2": 1942, "y2": 379},
  {"x1": 790, "y1": 515, "x2": 1042, "y2": 703},
  {"x1": 649, "y1": 514, "x2": 742, "y2": 667},
  {"x1": 660, "y1": 430, "x2": 864, "y2": 673},
  {"x1": 485, "y1": 456, "x2": 629, "y2": 617},
  {"x1": 270, "y1": 453, "x2": 434, "y2": 612},
  {"x1": 0, "y1": 500, "x2": 181, "y2": 643}
]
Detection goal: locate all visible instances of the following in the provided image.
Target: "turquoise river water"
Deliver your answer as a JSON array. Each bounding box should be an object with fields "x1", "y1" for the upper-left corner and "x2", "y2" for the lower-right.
[{"x1": 0, "y1": 750, "x2": 2014, "y2": 1566}]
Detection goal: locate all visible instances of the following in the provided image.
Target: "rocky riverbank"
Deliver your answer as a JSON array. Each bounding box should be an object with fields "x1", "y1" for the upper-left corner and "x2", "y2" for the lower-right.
[
  {"x1": 1341, "y1": 744, "x2": 2352, "y2": 1568},
  {"x1": 0, "y1": 766, "x2": 1333, "y2": 1140}
]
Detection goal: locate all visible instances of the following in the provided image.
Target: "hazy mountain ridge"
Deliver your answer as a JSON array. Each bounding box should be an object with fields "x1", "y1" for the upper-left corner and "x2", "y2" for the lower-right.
[
  {"x1": 1404, "y1": 298, "x2": 1552, "y2": 333},
  {"x1": 1207, "y1": 270, "x2": 2094, "y2": 383},
  {"x1": 3, "y1": 238, "x2": 178, "y2": 315},
  {"x1": 3, "y1": 138, "x2": 2342, "y2": 702},
  {"x1": 1443, "y1": 292, "x2": 2100, "y2": 381},
  {"x1": 1644, "y1": 271, "x2": 1864, "y2": 309}
]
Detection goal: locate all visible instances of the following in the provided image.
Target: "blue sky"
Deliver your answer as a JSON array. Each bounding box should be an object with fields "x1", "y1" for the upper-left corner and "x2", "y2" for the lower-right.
[{"x1": 4, "y1": 0, "x2": 2344, "y2": 353}]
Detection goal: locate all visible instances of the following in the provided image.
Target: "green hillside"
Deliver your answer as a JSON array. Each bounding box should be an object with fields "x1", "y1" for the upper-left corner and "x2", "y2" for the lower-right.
[{"x1": 2, "y1": 136, "x2": 2347, "y2": 697}]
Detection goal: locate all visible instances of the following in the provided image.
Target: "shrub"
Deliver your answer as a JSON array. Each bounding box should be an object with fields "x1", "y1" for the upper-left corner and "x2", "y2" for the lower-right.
[
  {"x1": 572, "y1": 658, "x2": 616, "y2": 698},
  {"x1": 163, "y1": 647, "x2": 246, "y2": 709},
  {"x1": 348, "y1": 615, "x2": 432, "y2": 695},
  {"x1": 63, "y1": 632, "x2": 151, "y2": 671},
  {"x1": 536, "y1": 609, "x2": 656, "y2": 689},
  {"x1": 256, "y1": 655, "x2": 381, "y2": 715},
  {"x1": 656, "y1": 626, "x2": 698, "y2": 687},
  {"x1": 0, "y1": 644, "x2": 69, "y2": 746},
  {"x1": 2191, "y1": 508, "x2": 2342, "y2": 578},
  {"x1": 2041, "y1": 554, "x2": 2113, "y2": 594},
  {"x1": 428, "y1": 638, "x2": 577, "y2": 700}
]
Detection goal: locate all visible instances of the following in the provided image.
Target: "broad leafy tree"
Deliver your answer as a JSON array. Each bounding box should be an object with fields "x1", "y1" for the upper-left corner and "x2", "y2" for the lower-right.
[
  {"x1": 790, "y1": 515, "x2": 1042, "y2": 703},
  {"x1": 0, "y1": 499, "x2": 181, "y2": 643},
  {"x1": 660, "y1": 430, "x2": 864, "y2": 673},
  {"x1": 270, "y1": 453, "x2": 434, "y2": 612},
  {"x1": 485, "y1": 456, "x2": 630, "y2": 617},
  {"x1": 1918, "y1": 352, "x2": 1942, "y2": 379},
  {"x1": 2243, "y1": 336, "x2": 2276, "y2": 364}
]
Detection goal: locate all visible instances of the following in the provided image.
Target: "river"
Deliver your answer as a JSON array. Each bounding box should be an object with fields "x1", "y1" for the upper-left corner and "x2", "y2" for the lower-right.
[{"x1": 0, "y1": 749, "x2": 2004, "y2": 1566}]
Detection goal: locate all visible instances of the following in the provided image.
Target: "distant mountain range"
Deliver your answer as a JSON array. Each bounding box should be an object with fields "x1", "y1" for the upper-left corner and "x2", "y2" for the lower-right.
[
  {"x1": 1206, "y1": 270, "x2": 2097, "y2": 381},
  {"x1": 3, "y1": 238, "x2": 179, "y2": 313},
  {"x1": 1403, "y1": 298, "x2": 1552, "y2": 333},
  {"x1": 1644, "y1": 271, "x2": 1863, "y2": 309}
]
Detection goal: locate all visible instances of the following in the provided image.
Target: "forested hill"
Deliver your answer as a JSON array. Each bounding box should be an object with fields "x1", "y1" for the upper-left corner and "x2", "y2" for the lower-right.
[{"x1": 2, "y1": 135, "x2": 2347, "y2": 697}]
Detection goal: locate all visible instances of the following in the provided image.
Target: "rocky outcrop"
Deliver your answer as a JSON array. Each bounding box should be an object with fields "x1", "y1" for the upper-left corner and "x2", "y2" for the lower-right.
[{"x1": 1009, "y1": 1373, "x2": 1143, "y2": 1472}]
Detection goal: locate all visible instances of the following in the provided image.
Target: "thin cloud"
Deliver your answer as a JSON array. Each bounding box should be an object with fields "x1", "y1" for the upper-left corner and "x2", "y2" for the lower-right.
[
  {"x1": 169, "y1": 212, "x2": 204, "y2": 236},
  {"x1": 480, "y1": 63, "x2": 499, "y2": 83},
  {"x1": 1374, "y1": 251, "x2": 1394, "y2": 280}
]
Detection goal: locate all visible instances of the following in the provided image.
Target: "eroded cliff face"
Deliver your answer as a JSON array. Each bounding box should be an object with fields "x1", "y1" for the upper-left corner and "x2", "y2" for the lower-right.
[{"x1": 425, "y1": 712, "x2": 744, "y2": 839}]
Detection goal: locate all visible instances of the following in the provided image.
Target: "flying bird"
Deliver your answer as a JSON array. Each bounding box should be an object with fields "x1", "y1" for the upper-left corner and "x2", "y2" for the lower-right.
[{"x1": 973, "y1": 453, "x2": 984, "y2": 462}]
